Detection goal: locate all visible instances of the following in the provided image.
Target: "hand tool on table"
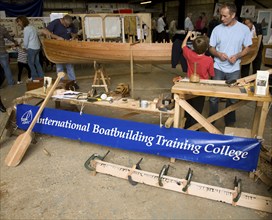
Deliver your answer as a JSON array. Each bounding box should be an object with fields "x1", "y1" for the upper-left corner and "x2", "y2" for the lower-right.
[
  {"x1": 5, "y1": 72, "x2": 65, "y2": 167},
  {"x1": 87, "y1": 97, "x2": 113, "y2": 103}
]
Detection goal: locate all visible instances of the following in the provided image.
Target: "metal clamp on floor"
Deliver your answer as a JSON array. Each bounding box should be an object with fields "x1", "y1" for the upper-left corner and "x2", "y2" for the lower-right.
[
  {"x1": 84, "y1": 150, "x2": 110, "y2": 171},
  {"x1": 232, "y1": 176, "x2": 242, "y2": 204},
  {"x1": 182, "y1": 168, "x2": 193, "y2": 192},
  {"x1": 128, "y1": 157, "x2": 143, "y2": 186},
  {"x1": 158, "y1": 164, "x2": 170, "y2": 186}
]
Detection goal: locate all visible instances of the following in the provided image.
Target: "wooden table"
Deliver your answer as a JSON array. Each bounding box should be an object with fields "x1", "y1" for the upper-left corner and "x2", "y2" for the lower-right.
[
  {"x1": 19, "y1": 87, "x2": 173, "y2": 116},
  {"x1": 171, "y1": 80, "x2": 272, "y2": 138}
]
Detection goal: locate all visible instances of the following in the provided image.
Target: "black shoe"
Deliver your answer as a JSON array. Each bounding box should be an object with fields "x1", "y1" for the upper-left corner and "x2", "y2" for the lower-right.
[{"x1": 73, "y1": 83, "x2": 79, "y2": 90}]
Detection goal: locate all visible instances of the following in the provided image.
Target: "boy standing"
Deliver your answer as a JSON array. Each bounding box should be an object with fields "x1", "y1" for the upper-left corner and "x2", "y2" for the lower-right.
[{"x1": 179, "y1": 31, "x2": 214, "y2": 128}]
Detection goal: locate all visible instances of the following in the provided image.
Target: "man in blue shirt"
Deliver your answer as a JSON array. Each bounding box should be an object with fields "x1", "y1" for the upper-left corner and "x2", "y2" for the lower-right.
[
  {"x1": 43, "y1": 15, "x2": 79, "y2": 89},
  {"x1": 209, "y1": 2, "x2": 252, "y2": 126}
]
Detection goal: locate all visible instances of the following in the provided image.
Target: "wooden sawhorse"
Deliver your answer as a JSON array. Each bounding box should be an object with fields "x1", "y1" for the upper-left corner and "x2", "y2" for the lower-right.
[{"x1": 92, "y1": 61, "x2": 110, "y2": 93}]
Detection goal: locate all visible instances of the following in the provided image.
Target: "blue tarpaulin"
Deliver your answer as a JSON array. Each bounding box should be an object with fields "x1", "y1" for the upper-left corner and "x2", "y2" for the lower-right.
[{"x1": 0, "y1": 0, "x2": 43, "y2": 17}]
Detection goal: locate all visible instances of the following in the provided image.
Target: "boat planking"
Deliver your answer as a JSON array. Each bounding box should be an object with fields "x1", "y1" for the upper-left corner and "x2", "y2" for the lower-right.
[
  {"x1": 42, "y1": 36, "x2": 261, "y2": 65},
  {"x1": 42, "y1": 39, "x2": 172, "y2": 64}
]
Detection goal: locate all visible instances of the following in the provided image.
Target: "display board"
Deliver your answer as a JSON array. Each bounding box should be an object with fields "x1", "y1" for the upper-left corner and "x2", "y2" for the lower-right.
[
  {"x1": 84, "y1": 16, "x2": 121, "y2": 39},
  {"x1": 257, "y1": 10, "x2": 272, "y2": 43},
  {"x1": 84, "y1": 16, "x2": 103, "y2": 39},
  {"x1": 240, "y1": 5, "x2": 255, "y2": 18},
  {"x1": 105, "y1": 16, "x2": 121, "y2": 38},
  {"x1": 82, "y1": 13, "x2": 151, "y2": 42},
  {"x1": 0, "y1": 17, "x2": 49, "y2": 38}
]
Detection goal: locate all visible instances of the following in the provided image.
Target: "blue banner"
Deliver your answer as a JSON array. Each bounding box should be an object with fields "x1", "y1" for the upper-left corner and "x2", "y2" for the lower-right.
[{"x1": 16, "y1": 104, "x2": 261, "y2": 172}]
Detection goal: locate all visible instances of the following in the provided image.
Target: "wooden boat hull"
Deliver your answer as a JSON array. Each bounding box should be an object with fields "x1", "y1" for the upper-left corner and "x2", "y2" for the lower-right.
[
  {"x1": 42, "y1": 36, "x2": 261, "y2": 66},
  {"x1": 240, "y1": 35, "x2": 262, "y2": 66},
  {"x1": 41, "y1": 39, "x2": 172, "y2": 64}
]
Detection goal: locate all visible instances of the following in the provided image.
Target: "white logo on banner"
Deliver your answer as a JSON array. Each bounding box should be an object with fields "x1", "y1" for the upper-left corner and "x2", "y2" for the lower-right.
[{"x1": 21, "y1": 110, "x2": 33, "y2": 124}]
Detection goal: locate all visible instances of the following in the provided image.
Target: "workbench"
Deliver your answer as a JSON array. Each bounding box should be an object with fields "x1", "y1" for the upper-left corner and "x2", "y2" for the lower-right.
[
  {"x1": 19, "y1": 87, "x2": 173, "y2": 117},
  {"x1": 171, "y1": 80, "x2": 272, "y2": 138}
]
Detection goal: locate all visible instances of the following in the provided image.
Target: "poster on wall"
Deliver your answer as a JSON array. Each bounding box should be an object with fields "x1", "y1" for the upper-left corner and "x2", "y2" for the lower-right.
[
  {"x1": 84, "y1": 16, "x2": 103, "y2": 39},
  {"x1": 257, "y1": 10, "x2": 272, "y2": 43},
  {"x1": 240, "y1": 5, "x2": 255, "y2": 18},
  {"x1": 213, "y1": 3, "x2": 222, "y2": 17},
  {"x1": 105, "y1": 16, "x2": 121, "y2": 38},
  {"x1": 0, "y1": 18, "x2": 17, "y2": 36}
]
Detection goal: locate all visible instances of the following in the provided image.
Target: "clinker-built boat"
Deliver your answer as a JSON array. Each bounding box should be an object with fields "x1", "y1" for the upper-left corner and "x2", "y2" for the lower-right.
[
  {"x1": 41, "y1": 35, "x2": 261, "y2": 65},
  {"x1": 41, "y1": 38, "x2": 172, "y2": 64}
]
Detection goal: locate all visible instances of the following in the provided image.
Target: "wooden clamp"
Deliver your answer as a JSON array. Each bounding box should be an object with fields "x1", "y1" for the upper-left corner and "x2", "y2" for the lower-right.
[{"x1": 86, "y1": 155, "x2": 272, "y2": 213}]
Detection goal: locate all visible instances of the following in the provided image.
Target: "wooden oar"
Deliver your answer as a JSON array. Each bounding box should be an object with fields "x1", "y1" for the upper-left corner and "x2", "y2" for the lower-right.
[{"x1": 5, "y1": 72, "x2": 65, "y2": 167}]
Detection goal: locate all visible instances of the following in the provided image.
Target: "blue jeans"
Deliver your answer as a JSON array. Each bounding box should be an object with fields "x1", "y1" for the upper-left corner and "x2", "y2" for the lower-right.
[
  {"x1": 0, "y1": 53, "x2": 14, "y2": 85},
  {"x1": 209, "y1": 68, "x2": 240, "y2": 125},
  {"x1": 56, "y1": 64, "x2": 76, "y2": 80},
  {"x1": 27, "y1": 49, "x2": 44, "y2": 79}
]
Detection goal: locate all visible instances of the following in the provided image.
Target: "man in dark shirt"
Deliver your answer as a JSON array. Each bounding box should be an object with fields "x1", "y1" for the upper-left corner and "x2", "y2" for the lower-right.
[{"x1": 43, "y1": 15, "x2": 79, "y2": 89}]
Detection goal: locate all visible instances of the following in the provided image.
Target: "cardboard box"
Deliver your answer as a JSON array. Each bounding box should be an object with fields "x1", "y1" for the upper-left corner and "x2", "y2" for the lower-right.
[{"x1": 26, "y1": 79, "x2": 43, "y2": 91}]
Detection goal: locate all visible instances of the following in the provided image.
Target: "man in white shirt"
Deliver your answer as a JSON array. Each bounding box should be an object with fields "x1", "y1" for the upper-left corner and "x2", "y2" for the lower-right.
[
  {"x1": 184, "y1": 12, "x2": 194, "y2": 31},
  {"x1": 156, "y1": 13, "x2": 166, "y2": 43}
]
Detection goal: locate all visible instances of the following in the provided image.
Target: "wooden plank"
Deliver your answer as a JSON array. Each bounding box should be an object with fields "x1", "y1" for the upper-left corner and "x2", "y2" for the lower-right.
[
  {"x1": 173, "y1": 94, "x2": 181, "y2": 128},
  {"x1": 171, "y1": 82, "x2": 272, "y2": 102},
  {"x1": 130, "y1": 48, "x2": 134, "y2": 98},
  {"x1": 251, "y1": 102, "x2": 262, "y2": 137},
  {"x1": 91, "y1": 159, "x2": 272, "y2": 213},
  {"x1": 178, "y1": 99, "x2": 222, "y2": 134},
  {"x1": 25, "y1": 88, "x2": 174, "y2": 115},
  {"x1": 224, "y1": 127, "x2": 252, "y2": 138},
  {"x1": 179, "y1": 78, "x2": 227, "y2": 85},
  {"x1": 257, "y1": 102, "x2": 270, "y2": 138},
  {"x1": 165, "y1": 116, "x2": 174, "y2": 128}
]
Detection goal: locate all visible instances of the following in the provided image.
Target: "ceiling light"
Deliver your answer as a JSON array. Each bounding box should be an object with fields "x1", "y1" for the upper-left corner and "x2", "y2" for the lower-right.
[{"x1": 140, "y1": 1, "x2": 152, "y2": 5}]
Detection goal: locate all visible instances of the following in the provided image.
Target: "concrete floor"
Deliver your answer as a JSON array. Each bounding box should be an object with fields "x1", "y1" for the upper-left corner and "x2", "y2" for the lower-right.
[{"x1": 0, "y1": 63, "x2": 272, "y2": 219}]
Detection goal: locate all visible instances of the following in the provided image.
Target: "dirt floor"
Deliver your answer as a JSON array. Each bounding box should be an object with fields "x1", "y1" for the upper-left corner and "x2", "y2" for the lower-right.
[{"x1": 0, "y1": 63, "x2": 272, "y2": 219}]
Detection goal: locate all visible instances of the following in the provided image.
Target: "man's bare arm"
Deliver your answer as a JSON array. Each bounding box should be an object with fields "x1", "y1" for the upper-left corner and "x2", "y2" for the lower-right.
[
  {"x1": 41, "y1": 28, "x2": 64, "y2": 40},
  {"x1": 209, "y1": 46, "x2": 228, "y2": 61}
]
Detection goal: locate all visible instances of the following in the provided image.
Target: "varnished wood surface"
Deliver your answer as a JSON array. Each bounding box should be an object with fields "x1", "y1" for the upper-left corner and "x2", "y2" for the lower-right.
[
  {"x1": 172, "y1": 81, "x2": 272, "y2": 102},
  {"x1": 42, "y1": 37, "x2": 261, "y2": 65},
  {"x1": 42, "y1": 39, "x2": 172, "y2": 64},
  {"x1": 240, "y1": 35, "x2": 262, "y2": 66},
  {"x1": 25, "y1": 88, "x2": 174, "y2": 115}
]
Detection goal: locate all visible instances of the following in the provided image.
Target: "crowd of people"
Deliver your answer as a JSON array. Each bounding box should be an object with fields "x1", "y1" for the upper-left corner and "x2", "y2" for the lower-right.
[
  {"x1": 0, "y1": 14, "x2": 80, "y2": 111},
  {"x1": 152, "y1": 11, "x2": 217, "y2": 43},
  {"x1": 0, "y1": 3, "x2": 268, "y2": 130},
  {"x1": 173, "y1": 2, "x2": 264, "y2": 127}
]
